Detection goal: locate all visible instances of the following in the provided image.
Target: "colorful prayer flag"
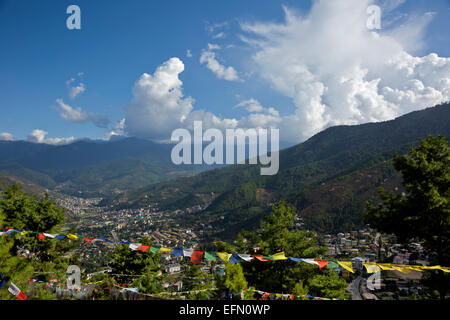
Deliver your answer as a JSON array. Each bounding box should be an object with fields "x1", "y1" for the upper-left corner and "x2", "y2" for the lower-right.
[{"x1": 190, "y1": 250, "x2": 204, "y2": 263}]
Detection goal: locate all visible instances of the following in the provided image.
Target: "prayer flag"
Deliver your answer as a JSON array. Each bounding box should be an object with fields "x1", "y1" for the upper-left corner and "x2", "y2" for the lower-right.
[
  {"x1": 55, "y1": 235, "x2": 66, "y2": 240},
  {"x1": 129, "y1": 243, "x2": 142, "y2": 251},
  {"x1": 136, "y1": 245, "x2": 150, "y2": 252},
  {"x1": 325, "y1": 261, "x2": 340, "y2": 269},
  {"x1": 229, "y1": 254, "x2": 241, "y2": 263},
  {"x1": 252, "y1": 254, "x2": 269, "y2": 262},
  {"x1": 288, "y1": 257, "x2": 303, "y2": 263},
  {"x1": 363, "y1": 263, "x2": 381, "y2": 273},
  {"x1": 183, "y1": 248, "x2": 194, "y2": 257},
  {"x1": 159, "y1": 247, "x2": 172, "y2": 253},
  {"x1": 237, "y1": 254, "x2": 254, "y2": 262},
  {"x1": 302, "y1": 259, "x2": 320, "y2": 266},
  {"x1": 191, "y1": 250, "x2": 204, "y2": 263},
  {"x1": 204, "y1": 251, "x2": 217, "y2": 261},
  {"x1": 216, "y1": 252, "x2": 232, "y2": 262},
  {"x1": 43, "y1": 233, "x2": 56, "y2": 239},
  {"x1": 150, "y1": 246, "x2": 161, "y2": 254},
  {"x1": 67, "y1": 234, "x2": 78, "y2": 240},
  {"x1": 83, "y1": 237, "x2": 95, "y2": 242},
  {"x1": 171, "y1": 248, "x2": 184, "y2": 256},
  {"x1": 314, "y1": 259, "x2": 329, "y2": 270},
  {"x1": 38, "y1": 233, "x2": 45, "y2": 240},
  {"x1": 272, "y1": 252, "x2": 288, "y2": 260},
  {"x1": 8, "y1": 282, "x2": 27, "y2": 300}
]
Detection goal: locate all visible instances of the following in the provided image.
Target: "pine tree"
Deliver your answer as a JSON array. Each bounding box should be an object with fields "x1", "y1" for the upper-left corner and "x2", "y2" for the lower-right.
[
  {"x1": 0, "y1": 184, "x2": 75, "y2": 299},
  {"x1": 237, "y1": 200, "x2": 349, "y2": 299}
]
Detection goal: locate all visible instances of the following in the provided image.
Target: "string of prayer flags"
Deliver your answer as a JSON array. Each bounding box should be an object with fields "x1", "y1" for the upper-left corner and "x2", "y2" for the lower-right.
[
  {"x1": 8, "y1": 282, "x2": 28, "y2": 300},
  {"x1": 337, "y1": 261, "x2": 355, "y2": 273},
  {"x1": 4, "y1": 226, "x2": 450, "y2": 274},
  {"x1": 190, "y1": 250, "x2": 204, "y2": 263}
]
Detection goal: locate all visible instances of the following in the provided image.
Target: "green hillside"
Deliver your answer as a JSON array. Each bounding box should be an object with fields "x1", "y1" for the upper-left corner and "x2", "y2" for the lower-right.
[{"x1": 106, "y1": 103, "x2": 450, "y2": 239}]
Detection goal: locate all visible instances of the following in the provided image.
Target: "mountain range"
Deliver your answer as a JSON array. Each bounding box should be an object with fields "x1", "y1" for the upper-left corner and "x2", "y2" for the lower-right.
[
  {"x1": 1, "y1": 103, "x2": 449, "y2": 240},
  {"x1": 102, "y1": 102, "x2": 450, "y2": 239}
]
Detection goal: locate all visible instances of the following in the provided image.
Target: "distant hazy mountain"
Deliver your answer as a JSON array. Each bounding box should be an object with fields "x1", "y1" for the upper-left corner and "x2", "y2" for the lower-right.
[
  {"x1": 0, "y1": 137, "x2": 210, "y2": 197},
  {"x1": 104, "y1": 103, "x2": 450, "y2": 239}
]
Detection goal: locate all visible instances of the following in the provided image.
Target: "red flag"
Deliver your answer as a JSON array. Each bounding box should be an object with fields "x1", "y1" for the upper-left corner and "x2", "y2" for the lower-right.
[
  {"x1": 136, "y1": 245, "x2": 150, "y2": 252},
  {"x1": 83, "y1": 237, "x2": 94, "y2": 242},
  {"x1": 314, "y1": 259, "x2": 329, "y2": 270},
  {"x1": 16, "y1": 291, "x2": 28, "y2": 300},
  {"x1": 38, "y1": 233, "x2": 45, "y2": 240},
  {"x1": 251, "y1": 254, "x2": 268, "y2": 261},
  {"x1": 190, "y1": 250, "x2": 204, "y2": 263}
]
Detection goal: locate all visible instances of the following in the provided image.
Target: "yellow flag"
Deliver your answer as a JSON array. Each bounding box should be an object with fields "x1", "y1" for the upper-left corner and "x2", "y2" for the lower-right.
[
  {"x1": 216, "y1": 252, "x2": 232, "y2": 262},
  {"x1": 20, "y1": 231, "x2": 28, "y2": 236},
  {"x1": 67, "y1": 234, "x2": 78, "y2": 240},
  {"x1": 378, "y1": 264, "x2": 397, "y2": 271},
  {"x1": 337, "y1": 261, "x2": 354, "y2": 273},
  {"x1": 159, "y1": 247, "x2": 172, "y2": 253},
  {"x1": 272, "y1": 252, "x2": 288, "y2": 260},
  {"x1": 364, "y1": 263, "x2": 381, "y2": 273}
]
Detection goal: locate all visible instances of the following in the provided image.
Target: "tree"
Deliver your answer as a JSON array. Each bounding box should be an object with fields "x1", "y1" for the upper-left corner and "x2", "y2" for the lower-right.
[
  {"x1": 0, "y1": 184, "x2": 75, "y2": 299},
  {"x1": 237, "y1": 200, "x2": 349, "y2": 299},
  {"x1": 109, "y1": 237, "x2": 160, "y2": 284},
  {"x1": 215, "y1": 262, "x2": 248, "y2": 300},
  {"x1": 365, "y1": 135, "x2": 450, "y2": 300}
]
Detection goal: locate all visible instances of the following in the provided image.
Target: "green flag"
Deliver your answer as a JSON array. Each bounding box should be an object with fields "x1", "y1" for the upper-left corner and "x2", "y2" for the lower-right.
[{"x1": 204, "y1": 251, "x2": 217, "y2": 261}]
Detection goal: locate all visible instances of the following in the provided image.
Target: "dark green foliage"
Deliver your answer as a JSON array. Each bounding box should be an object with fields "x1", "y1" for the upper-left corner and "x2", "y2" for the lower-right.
[
  {"x1": 0, "y1": 185, "x2": 76, "y2": 299},
  {"x1": 236, "y1": 201, "x2": 349, "y2": 299},
  {"x1": 181, "y1": 264, "x2": 214, "y2": 299},
  {"x1": 365, "y1": 135, "x2": 450, "y2": 300}
]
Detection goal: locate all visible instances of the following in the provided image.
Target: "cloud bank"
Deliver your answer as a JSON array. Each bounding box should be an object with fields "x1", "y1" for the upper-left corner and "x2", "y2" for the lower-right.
[
  {"x1": 122, "y1": 0, "x2": 450, "y2": 145},
  {"x1": 239, "y1": 0, "x2": 450, "y2": 141}
]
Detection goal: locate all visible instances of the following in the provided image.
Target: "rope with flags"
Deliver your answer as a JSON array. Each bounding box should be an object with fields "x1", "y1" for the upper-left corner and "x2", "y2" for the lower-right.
[{"x1": 2, "y1": 227, "x2": 450, "y2": 274}]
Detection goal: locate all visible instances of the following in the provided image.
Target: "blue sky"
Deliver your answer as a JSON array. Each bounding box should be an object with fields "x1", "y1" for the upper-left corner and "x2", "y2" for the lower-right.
[{"x1": 0, "y1": 0, "x2": 449, "y2": 145}]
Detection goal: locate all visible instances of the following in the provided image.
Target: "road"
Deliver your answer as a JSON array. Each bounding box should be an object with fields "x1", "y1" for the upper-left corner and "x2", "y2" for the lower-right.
[{"x1": 348, "y1": 276, "x2": 363, "y2": 300}]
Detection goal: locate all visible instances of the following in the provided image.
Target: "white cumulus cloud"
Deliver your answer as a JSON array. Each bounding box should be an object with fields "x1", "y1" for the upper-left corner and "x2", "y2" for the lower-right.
[
  {"x1": 123, "y1": 57, "x2": 240, "y2": 141},
  {"x1": 27, "y1": 129, "x2": 75, "y2": 145},
  {"x1": 0, "y1": 132, "x2": 14, "y2": 141},
  {"x1": 55, "y1": 98, "x2": 110, "y2": 128},
  {"x1": 200, "y1": 44, "x2": 241, "y2": 82}
]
